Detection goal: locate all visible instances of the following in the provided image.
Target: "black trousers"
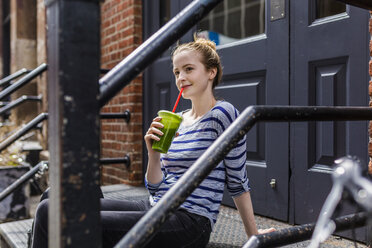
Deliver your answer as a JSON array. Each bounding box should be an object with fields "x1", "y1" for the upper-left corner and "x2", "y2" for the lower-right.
[{"x1": 31, "y1": 189, "x2": 211, "y2": 248}]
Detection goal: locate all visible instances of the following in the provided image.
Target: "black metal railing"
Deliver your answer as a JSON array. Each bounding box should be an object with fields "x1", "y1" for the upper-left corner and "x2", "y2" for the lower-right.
[
  {"x1": 0, "y1": 101, "x2": 9, "y2": 107},
  {"x1": 0, "y1": 63, "x2": 47, "y2": 101},
  {"x1": 0, "y1": 113, "x2": 48, "y2": 152},
  {"x1": 0, "y1": 154, "x2": 131, "y2": 204},
  {"x1": 0, "y1": 161, "x2": 48, "y2": 202},
  {"x1": 0, "y1": 95, "x2": 131, "y2": 205},
  {"x1": 100, "y1": 155, "x2": 131, "y2": 168},
  {"x1": 100, "y1": 109, "x2": 131, "y2": 123},
  {"x1": 0, "y1": 68, "x2": 29, "y2": 87},
  {"x1": 0, "y1": 95, "x2": 42, "y2": 116},
  {"x1": 243, "y1": 212, "x2": 368, "y2": 248},
  {"x1": 99, "y1": 110, "x2": 131, "y2": 166},
  {"x1": 114, "y1": 106, "x2": 372, "y2": 247}
]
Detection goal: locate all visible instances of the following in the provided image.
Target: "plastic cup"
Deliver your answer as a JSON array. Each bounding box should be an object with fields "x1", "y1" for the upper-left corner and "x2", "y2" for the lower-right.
[{"x1": 152, "y1": 110, "x2": 183, "y2": 153}]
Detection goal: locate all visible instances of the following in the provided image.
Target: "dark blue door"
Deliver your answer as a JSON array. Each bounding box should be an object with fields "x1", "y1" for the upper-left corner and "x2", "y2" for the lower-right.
[{"x1": 290, "y1": 0, "x2": 369, "y2": 241}]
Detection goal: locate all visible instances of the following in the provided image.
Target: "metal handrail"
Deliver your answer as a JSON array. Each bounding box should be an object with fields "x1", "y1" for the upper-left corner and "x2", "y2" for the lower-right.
[
  {"x1": 98, "y1": 0, "x2": 223, "y2": 107},
  {"x1": 0, "y1": 113, "x2": 48, "y2": 152},
  {"x1": 0, "y1": 63, "x2": 47, "y2": 101},
  {"x1": 0, "y1": 101, "x2": 10, "y2": 107},
  {"x1": 100, "y1": 155, "x2": 131, "y2": 168},
  {"x1": 0, "y1": 68, "x2": 29, "y2": 87},
  {"x1": 114, "y1": 105, "x2": 372, "y2": 248},
  {"x1": 0, "y1": 161, "x2": 48, "y2": 202},
  {"x1": 0, "y1": 155, "x2": 130, "y2": 204},
  {"x1": 243, "y1": 212, "x2": 368, "y2": 248},
  {"x1": 0, "y1": 95, "x2": 42, "y2": 116},
  {"x1": 100, "y1": 109, "x2": 131, "y2": 123}
]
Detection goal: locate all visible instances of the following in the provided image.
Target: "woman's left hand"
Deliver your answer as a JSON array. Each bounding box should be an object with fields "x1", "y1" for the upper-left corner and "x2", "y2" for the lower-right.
[{"x1": 258, "y1": 227, "x2": 276, "y2": 234}]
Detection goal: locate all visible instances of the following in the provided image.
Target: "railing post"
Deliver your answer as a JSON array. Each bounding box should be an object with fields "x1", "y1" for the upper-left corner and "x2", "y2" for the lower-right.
[{"x1": 45, "y1": 0, "x2": 101, "y2": 247}]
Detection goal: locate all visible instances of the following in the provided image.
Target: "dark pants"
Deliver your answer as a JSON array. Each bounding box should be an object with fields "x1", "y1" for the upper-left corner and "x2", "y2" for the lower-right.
[{"x1": 32, "y1": 191, "x2": 211, "y2": 248}]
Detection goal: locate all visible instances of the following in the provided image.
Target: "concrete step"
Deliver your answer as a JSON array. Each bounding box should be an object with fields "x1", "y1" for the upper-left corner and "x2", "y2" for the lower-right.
[
  {"x1": 0, "y1": 219, "x2": 32, "y2": 248},
  {"x1": 0, "y1": 184, "x2": 368, "y2": 248}
]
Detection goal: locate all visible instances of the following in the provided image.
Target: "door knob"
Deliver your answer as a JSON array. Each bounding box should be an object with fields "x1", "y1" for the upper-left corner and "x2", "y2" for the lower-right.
[{"x1": 270, "y1": 179, "x2": 276, "y2": 189}]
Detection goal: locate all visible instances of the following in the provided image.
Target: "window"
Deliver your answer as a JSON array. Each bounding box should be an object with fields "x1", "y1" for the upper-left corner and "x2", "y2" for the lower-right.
[
  {"x1": 315, "y1": 0, "x2": 346, "y2": 19},
  {"x1": 159, "y1": 0, "x2": 171, "y2": 27},
  {"x1": 197, "y1": 0, "x2": 265, "y2": 46}
]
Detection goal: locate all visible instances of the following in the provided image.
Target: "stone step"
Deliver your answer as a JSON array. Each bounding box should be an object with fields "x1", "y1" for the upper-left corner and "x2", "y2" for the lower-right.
[{"x1": 0, "y1": 219, "x2": 32, "y2": 248}]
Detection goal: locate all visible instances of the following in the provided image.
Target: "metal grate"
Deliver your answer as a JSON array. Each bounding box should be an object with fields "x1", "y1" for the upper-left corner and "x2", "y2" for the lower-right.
[
  {"x1": 208, "y1": 206, "x2": 247, "y2": 247},
  {"x1": 101, "y1": 184, "x2": 149, "y2": 201}
]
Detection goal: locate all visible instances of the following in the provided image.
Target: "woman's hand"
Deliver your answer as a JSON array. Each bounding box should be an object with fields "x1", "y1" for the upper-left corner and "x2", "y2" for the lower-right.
[
  {"x1": 258, "y1": 227, "x2": 276, "y2": 235},
  {"x1": 144, "y1": 116, "x2": 164, "y2": 155},
  {"x1": 144, "y1": 116, "x2": 165, "y2": 184}
]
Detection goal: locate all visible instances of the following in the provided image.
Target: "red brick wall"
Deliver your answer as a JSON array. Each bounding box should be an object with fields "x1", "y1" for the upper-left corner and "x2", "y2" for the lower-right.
[
  {"x1": 100, "y1": 0, "x2": 143, "y2": 185},
  {"x1": 369, "y1": 12, "x2": 372, "y2": 174}
]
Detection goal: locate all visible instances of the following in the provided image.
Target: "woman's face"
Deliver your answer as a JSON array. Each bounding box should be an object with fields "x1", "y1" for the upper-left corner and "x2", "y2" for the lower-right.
[{"x1": 172, "y1": 50, "x2": 216, "y2": 100}]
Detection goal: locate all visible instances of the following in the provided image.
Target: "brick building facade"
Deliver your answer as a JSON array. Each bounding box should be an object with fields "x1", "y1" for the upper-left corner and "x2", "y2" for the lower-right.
[{"x1": 100, "y1": 0, "x2": 143, "y2": 185}]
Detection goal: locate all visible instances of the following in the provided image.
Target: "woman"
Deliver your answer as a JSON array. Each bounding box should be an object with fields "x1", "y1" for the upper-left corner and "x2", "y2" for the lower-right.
[
  {"x1": 143, "y1": 37, "x2": 274, "y2": 247},
  {"x1": 31, "y1": 37, "x2": 274, "y2": 248}
]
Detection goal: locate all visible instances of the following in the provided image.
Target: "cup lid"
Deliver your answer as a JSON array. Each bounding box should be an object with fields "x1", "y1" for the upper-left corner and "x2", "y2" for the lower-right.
[{"x1": 158, "y1": 110, "x2": 183, "y2": 122}]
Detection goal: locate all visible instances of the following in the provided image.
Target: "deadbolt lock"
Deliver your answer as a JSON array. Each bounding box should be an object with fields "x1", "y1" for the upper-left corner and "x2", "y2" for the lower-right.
[{"x1": 270, "y1": 179, "x2": 276, "y2": 189}]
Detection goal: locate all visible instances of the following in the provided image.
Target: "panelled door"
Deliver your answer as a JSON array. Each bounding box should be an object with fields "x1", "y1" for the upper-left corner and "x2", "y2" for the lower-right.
[
  {"x1": 143, "y1": 0, "x2": 369, "y2": 231},
  {"x1": 290, "y1": 0, "x2": 369, "y2": 241}
]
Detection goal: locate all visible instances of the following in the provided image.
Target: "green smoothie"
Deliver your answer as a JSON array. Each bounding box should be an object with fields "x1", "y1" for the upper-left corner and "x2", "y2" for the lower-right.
[{"x1": 152, "y1": 110, "x2": 183, "y2": 153}]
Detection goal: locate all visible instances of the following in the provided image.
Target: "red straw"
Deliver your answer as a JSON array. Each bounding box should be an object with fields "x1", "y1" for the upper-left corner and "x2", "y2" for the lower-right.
[{"x1": 172, "y1": 87, "x2": 184, "y2": 113}]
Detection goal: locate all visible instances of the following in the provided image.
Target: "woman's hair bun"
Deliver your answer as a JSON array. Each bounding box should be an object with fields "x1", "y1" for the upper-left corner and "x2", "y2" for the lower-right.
[{"x1": 194, "y1": 37, "x2": 217, "y2": 51}]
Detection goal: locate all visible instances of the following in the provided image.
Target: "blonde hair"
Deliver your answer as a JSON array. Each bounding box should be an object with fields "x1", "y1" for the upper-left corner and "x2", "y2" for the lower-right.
[{"x1": 171, "y1": 36, "x2": 222, "y2": 89}]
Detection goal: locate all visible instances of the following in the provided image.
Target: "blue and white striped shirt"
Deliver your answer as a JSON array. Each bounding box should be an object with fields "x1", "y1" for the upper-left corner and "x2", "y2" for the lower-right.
[{"x1": 146, "y1": 101, "x2": 249, "y2": 228}]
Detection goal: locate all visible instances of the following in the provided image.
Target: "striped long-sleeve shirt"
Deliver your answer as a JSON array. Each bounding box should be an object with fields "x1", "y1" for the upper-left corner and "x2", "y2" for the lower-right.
[{"x1": 145, "y1": 101, "x2": 249, "y2": 228}]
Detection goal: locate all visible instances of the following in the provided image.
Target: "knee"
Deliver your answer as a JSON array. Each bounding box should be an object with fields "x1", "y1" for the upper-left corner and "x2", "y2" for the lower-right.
[
  {"x1": 32, "y1": 199, "x2": 49, "y2": 247},
  {"x1": 40, "y1": 188, "x2": 50, "y2": 202},
  {"x1": 35, "y1": 199, "x2": 49, "y2": 223}
]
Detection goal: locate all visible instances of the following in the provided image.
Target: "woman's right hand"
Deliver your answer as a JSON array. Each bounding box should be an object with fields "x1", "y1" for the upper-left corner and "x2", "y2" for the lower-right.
[
  {"x1": 258, "y1": 227, "x2": 276, "y2": 234},
  {"x1": 144, "y1": 116, "x2": 164, "y2": 155}
]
